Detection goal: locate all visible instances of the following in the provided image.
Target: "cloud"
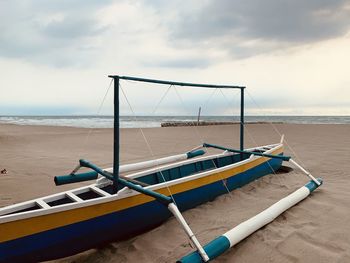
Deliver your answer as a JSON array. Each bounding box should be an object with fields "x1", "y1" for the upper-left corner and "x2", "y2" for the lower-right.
[
  {"x1": 0, "y1": 104, "x2": 86, "y2": 116},
  {"x1": 143, "y1": 57, "x2": 213, "y2": 68},
  {"x1": 0, "y1": 0, "x2": 111, "y2": 67},
  {"x1": 41, "y1": 17, "x2": 107, "y2": 39},
  {"x1": 1, "y1": 0, "x2": 350, "y2": 68},
  {"x1": 169, "y1": 0, "x2": 350, "y2": 57}
]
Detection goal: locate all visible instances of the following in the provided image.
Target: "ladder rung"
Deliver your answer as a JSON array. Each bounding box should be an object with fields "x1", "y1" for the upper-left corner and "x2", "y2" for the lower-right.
[
  {"x1": 66, "y1": 192, "x2": 83, "y2": 202},
  {"x1": 36, "y1": 199, "x2": 50, "y2": 209},
  {"x1": 90, "y1": 186, "x2": 111, "y2": 197}
]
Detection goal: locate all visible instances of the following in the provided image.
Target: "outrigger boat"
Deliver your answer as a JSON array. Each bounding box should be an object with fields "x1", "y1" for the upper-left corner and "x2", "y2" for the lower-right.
[{"x1": 0, "y1": 76, "x2": 322, "y2": 263}]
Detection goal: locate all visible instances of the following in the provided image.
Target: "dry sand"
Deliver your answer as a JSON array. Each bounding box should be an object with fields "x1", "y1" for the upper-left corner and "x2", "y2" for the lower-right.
[{"x1": 0, "y1": 123, "x2": 349, "y2": 262}]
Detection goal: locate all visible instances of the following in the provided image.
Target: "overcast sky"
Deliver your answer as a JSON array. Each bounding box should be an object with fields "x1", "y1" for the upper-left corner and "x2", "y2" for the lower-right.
[{"x1": 0, "y1": 0, "x2": 349, "y2": 116}]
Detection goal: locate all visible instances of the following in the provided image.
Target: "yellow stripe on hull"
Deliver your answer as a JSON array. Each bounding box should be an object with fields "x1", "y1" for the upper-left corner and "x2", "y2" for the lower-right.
[{"x1": 0, "y1": 147, "x2": 283, "y2": 243}]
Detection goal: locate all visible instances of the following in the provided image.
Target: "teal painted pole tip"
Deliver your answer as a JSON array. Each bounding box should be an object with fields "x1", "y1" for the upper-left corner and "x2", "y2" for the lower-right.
[
  {"x1": 54, "y1": 171, "x2": 98, "y2": 186},
  {"x1": 186, "y1": 149, "x2": 205, "y2": 159},
  {"x1": 177, "y1": 236, "x2": 231, "y2": 263},
  {"x1": 305, "y1": 178, "x2": 323, "y2": 192}
]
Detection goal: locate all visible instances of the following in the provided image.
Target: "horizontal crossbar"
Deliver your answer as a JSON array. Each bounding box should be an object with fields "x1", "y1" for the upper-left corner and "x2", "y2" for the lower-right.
[
  {"x1": 79, "y1": 159, "x2": 172, "y2": 205},
  {"x1": 108, "y1": 75, "x2": 244, "y2": 89},
  {"x1": 203, "y1": 143, "x2": 291, "y2": 161}
]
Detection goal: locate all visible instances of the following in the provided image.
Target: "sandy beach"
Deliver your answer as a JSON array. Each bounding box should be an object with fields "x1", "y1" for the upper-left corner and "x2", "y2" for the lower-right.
[{"x1": 1, "y1": 123, "x2": 349, "y2": 262}]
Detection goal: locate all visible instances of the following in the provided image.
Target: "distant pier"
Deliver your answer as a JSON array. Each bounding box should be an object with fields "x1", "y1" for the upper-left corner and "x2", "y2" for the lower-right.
[{"x1": 161, "y1": 121, "x2": 283, "y2": 127}]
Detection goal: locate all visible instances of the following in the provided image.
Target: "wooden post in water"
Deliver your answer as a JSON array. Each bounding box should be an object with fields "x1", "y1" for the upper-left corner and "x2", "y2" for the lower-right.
[{"x1": 197, "y1": 107, "x2": 201, "y2": 126}]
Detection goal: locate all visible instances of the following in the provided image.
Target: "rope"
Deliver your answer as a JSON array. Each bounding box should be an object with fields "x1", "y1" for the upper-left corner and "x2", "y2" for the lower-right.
[
  {"x1": 195, "y1": 88, "x2": 230, "y2": 142},
  {"x1": 245, "y1": 90, "x2": 306, "y2": 185},
  {"x1": 217, "y1": 88, "x2": 286, "y2": 187},
  {"x1": 74, "y1": 79, "x2": 113, "y2": 166},
  {"x1": 151, "y1": 85, "x2": 172, "y2": 114},
  {"x1": 245, "y1": 90, "x2": 307, "y2": 168},
  {"x1": 173, "y1": 86, "x2": 207, "y2": 143},
  {"x1": 247, "y1": 91, "x2": 306, "y2": 185},
  {"x1": 173, "y1": 86, "x2": 233, "y2": 196},
  {"x1": 166, "y1": 86, "x2": 219, "y2": 155},
  {"x1": 120, "y1": 82, "x2": 179, "y2": 205}
]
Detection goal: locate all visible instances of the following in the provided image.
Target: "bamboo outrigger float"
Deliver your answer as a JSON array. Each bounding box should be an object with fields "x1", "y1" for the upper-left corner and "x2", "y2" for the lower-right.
[{"x1": 0, "y1": 76, "x2": 322, "y2": 263}]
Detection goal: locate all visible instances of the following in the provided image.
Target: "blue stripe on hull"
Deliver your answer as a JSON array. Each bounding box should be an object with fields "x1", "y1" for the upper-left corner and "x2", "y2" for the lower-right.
[{"x1": 0, "y1": 158, "x2": 282, "y2": 263}]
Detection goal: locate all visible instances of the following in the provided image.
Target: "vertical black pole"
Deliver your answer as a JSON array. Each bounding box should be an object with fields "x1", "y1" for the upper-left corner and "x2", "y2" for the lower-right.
[
  {"x1": 113, "y1": 77, "x2": 120, "y2": 193},
  {"x1": 240, "y1": 87, "x2": 245, "y2": 153}
]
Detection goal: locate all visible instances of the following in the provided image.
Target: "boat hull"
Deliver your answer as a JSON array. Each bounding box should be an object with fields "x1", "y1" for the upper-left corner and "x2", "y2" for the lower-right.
[{"x1": 0, "y1": 153, "x2": 283, "y2": 262}]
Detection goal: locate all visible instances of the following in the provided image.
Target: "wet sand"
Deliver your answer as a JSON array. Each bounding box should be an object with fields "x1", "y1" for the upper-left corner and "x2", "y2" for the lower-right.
[{"x1": 1, "y1": 123, "x2": 349, "y2": 262}]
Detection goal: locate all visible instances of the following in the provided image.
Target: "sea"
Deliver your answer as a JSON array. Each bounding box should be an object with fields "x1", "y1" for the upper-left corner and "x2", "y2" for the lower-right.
[{"x1": 0, "y1": 116, "x2": 349, "y2": 128}]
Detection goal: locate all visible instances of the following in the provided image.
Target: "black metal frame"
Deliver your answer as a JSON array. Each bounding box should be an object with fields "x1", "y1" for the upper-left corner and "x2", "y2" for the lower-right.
[{"x1": 108, "y1": 75, "x2": 245, "y2": 192}]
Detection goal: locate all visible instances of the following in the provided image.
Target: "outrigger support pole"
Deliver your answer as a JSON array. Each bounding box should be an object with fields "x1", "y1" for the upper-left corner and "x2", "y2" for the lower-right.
[
  {"x1": 76, "y1": 158, "x2": 210, "y2": 262},
  {"x1": 168, "y1": 203, "x2": 210, "y2": 262},
  {"x1": 289, "y1": 159, "x2": 321, "y2": 186},
  {"x1": 178, "y1": 178, "x2": 323, "y2": 263},
  {"x1": 77, "y1": 159, "x2": 172, "y2": 204},
  {"x1": 203, "y1": 143, "x2": 291, "y2": 161}
]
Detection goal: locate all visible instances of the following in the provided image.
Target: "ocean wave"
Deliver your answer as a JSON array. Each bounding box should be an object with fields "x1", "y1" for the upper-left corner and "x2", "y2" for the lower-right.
[{"x1": 0, "y1": 115, "x2": 349, "y2": 128}]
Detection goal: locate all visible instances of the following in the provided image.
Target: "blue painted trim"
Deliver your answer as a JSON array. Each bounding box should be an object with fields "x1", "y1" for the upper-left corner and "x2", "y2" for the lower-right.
[
  {"x1": 305, "y1": 178, "x2": 323, "y2": 192},
  {"x1": 0, "y1": 156, "x2": 282, "y2": 262},
  {"x1": 177, "y1": 236, "x2": 230, "y2": 263}
]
